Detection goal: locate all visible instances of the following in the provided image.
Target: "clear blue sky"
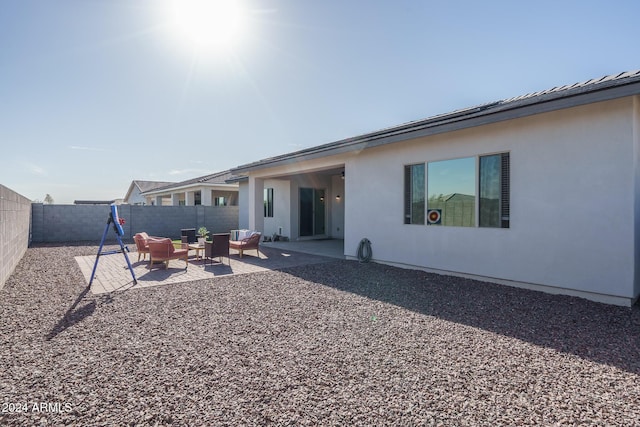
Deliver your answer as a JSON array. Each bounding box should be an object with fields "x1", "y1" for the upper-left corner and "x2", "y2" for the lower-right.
[{"x1": 1, "y1": 0, "x2": 639, "y2": 204}]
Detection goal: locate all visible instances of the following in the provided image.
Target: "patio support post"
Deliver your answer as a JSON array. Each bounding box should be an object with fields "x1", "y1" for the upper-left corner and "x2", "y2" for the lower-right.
[
  {"x1": 201, "y1": 188, "x2": 212, "y2": 206},
  {"x1": 248, "y1": 177, "x2": 265, "y2": 233},
  {"x1": 171, "y1": 193, "x2": 180, "y2": 206},
  {"x1": 186, "y1": 191, "x2": 195, "y2": 206}
]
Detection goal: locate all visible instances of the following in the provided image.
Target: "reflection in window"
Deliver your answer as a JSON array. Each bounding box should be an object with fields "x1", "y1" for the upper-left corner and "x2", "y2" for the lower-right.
[
  {"x1": 404, "y1": 164, "x2": 425, "y2": 224},
  {"x1": 427, "y1": 157, "x2": 476, "y2": 227},
  {"x1": 264, "y1": 188, "x2": 274, "y2": 217}
]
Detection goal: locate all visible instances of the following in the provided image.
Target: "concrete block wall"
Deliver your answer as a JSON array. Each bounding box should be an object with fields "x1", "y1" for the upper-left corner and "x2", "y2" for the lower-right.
[
  {"x1": 128, "y1": 205, "x2": 196, "y2": 239},
  {"x1": 31, "y1": 205, "x2": 239, "y2": 243},
  {"x1": 202, "y1": 206, "x2": 240, "y2": 235},
  {"x1": 127, "y1": 206, "x2": 239, "y2": 238},
  {"x1": 31, "y1": 204, "x2": 118, "y2": 243},
  {"x1": 1, "y1": 185, "x2": 32, "y2": 291}
]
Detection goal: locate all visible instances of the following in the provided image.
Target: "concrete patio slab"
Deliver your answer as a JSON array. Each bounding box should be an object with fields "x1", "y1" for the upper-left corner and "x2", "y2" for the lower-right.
[
  {"x1": 75, "y1": 245, "x2": 334, "y2": 294},
  {"x1": 261, "y1": 238, "x2": 345, "y2": 259}
]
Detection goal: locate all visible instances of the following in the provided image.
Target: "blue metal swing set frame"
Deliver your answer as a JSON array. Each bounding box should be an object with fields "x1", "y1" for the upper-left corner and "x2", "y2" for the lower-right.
[{"x1": 88, "y1": 205, "x2": 137, "y2": 286}]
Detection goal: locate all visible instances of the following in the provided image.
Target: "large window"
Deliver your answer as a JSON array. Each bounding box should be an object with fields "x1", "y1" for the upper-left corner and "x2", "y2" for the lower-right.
[
  {"x1": 404, "y1": 164, "x2": 425, "y2": 224},
  {"x1": 427, "y1": 157, "x2": 476, "y2": 227},
  {"x1": 403, "y1": 153, "x2": 510, "y2": 228},
  {"x1": 264, "y1": 188, "x2": 274, "y2": 218}
]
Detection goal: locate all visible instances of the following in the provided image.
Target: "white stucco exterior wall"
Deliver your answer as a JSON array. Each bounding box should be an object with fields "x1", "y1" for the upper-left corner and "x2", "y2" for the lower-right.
[
  {"x1": 126, "y1": 188, "x2": 146, "y2": 205},
  {"x1": 345, "y1": 98, "x2": 637, "y2": 304},
  {"x1": 264, "y1": 179, "x2": 291, "y2": 238},
  {"x1": 238, "y1": 181, "x2": 249, "y2": 229},
  {"x1": 239, "y1": 97, "x2": 639, "y2": 304},
  {"x1": 330, "y1": 175, "x2": 345, "y2": 238}
]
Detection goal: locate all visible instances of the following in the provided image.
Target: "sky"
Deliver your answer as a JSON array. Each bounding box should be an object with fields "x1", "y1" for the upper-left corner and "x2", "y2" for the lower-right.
[{"x1": 1, "y1": 0, "x2": 639, "y2": 204}]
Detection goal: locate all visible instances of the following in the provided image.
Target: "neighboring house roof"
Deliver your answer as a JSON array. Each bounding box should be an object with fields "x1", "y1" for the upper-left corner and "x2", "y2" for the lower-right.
[
  {"x1": 135, "y1": 180, "x2": 176, "y2": 193},
  {"x1": 444, "y1": 193, "x2": 474, "y2": 202},
  {"x1": 231, "y1": 70, "x2": 640, "y2": 174},
  {"x1": 123, "y1": 180, "x2": 175, "y2": 203},
  {"x1": 141, "y1": 170, "x2": 240, "y2": 195}
]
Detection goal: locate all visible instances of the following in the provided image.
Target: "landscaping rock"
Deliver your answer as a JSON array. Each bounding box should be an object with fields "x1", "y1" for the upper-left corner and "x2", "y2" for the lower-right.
[{"x1": 1, "y1": 243, "x2": 639, "y2": 425}]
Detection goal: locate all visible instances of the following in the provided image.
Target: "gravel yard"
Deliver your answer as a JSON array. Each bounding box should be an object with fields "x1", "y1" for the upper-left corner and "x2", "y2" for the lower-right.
[{"x1": 1, "y1": 244, "x2": 640, "y2": 426}]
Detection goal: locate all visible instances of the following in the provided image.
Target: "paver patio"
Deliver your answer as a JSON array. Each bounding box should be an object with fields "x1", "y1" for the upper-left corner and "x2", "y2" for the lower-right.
[{"x1": 76, "y1": 245, "x2": 335, "y2": 294}]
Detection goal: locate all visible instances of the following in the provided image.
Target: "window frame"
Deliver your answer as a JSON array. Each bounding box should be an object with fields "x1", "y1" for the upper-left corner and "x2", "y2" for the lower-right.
[
  {"x1": 479, "y1": 152, "x2": 510, "y2": 228},
  {"x1": 427, "y1": 156, "x2": 477, "y2": 227},
  {"x1": 264, "y1": 187, "x2": 274, "y2": 218},
  {"x1": 404, "y1": 163, "x2": 426, "y2": 225},
  {"x1": 403, "y1": 152, "x2": 510, "y2": 229}
]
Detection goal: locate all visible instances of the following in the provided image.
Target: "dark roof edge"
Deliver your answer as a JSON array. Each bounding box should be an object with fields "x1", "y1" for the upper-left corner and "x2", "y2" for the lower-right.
[
  {"x1": 231, "y1": 71, "x2": 640, "y2": 174},
  {"x1": 141, "y1": 170, "x2": 238, "y2": 194},
  {"x1": 225, "y1": 175, "x2": 249, "y2": 183}
]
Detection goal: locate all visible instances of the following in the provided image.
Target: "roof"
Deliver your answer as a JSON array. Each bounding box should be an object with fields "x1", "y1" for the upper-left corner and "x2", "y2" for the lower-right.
[
  {"x1": 123, "y1": 180, "x2": 175, "y2": 203},
  {"x1": 231, "y1": 69, "x2": 640, "y2": 174},
  {"x1": 444, "y1": 193, "x2": 474, "y2": 202},
  {"x1": 134, "y1": 180, "x2": 175, "y2": 193},
  {"x1": 141, "y1": 170, "x2": 240, "y2": 195}
]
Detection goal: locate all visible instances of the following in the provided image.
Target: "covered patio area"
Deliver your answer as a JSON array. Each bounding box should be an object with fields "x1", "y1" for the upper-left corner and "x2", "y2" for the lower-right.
[{"x1": 261, "y1": 238, "x2": 345, "y2": 259}]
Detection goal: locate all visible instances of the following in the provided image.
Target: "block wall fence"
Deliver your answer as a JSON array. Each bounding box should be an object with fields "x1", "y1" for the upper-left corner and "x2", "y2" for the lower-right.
[
  {"x1": 31, "y1": 204, "x2": 239, "y2": 243},
  {"x1": 0, "y1": 185, "x2": 32, "y2": 291}
]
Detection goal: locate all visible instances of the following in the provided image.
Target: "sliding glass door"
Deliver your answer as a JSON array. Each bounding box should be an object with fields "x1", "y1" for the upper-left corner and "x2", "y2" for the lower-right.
[{"x1": 299, "y1": 188, "x2": 325, "y2": 237}]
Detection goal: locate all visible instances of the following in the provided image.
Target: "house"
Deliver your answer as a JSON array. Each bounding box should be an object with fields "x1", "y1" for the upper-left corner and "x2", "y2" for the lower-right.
[
  {"x1": 123, "y1": 180, "x2": 175, "y2": 205},
  {"x1": 140, "y1": 170, "x2": 240, "y2": 206},
  {"x1": 231, "y1": 70, "x2": 640, "y2": 306}
]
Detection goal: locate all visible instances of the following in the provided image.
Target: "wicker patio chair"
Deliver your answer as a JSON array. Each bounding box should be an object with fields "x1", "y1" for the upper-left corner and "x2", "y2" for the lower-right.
[
  {"x1": 133, "y1": 232, "x2": 164, "y2": 262},
  {"x1": 148, "y1": 238, "x2": 189, "y2": 270},
  {"x1": 229, "y1": 232, "x2": 261, "y2": 258}
]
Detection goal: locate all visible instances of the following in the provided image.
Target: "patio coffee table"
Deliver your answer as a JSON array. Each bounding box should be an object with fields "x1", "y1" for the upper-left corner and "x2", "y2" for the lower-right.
[{"x1": 188, "y1": 243, "x2": 205, "y2": 261}]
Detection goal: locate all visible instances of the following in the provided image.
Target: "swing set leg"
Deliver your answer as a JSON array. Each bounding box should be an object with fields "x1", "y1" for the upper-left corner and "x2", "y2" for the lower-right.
[
  {"x1": 116, "y1": 234, "x2": 137, "y2": 285},
  {"x1": 89, "y1": 215, "x2": 137, "y2": 287},
  {"x1": 89, "y1": 223, "x2": 110, "y2": 286}
]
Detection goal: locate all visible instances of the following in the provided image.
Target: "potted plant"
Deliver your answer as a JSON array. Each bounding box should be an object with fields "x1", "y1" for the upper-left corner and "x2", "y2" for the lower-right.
[{"x1": 197, "y1": 226, "x2": 209, "y2": 245}]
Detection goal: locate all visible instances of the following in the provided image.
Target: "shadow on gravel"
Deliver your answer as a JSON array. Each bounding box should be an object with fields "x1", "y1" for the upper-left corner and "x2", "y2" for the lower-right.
[
  {"x1": 284, "y1": 261, "x2": 640, "y2": 375},
  {"x1": 45, "y1": 286, "x2": 96, "y2": 341}
]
